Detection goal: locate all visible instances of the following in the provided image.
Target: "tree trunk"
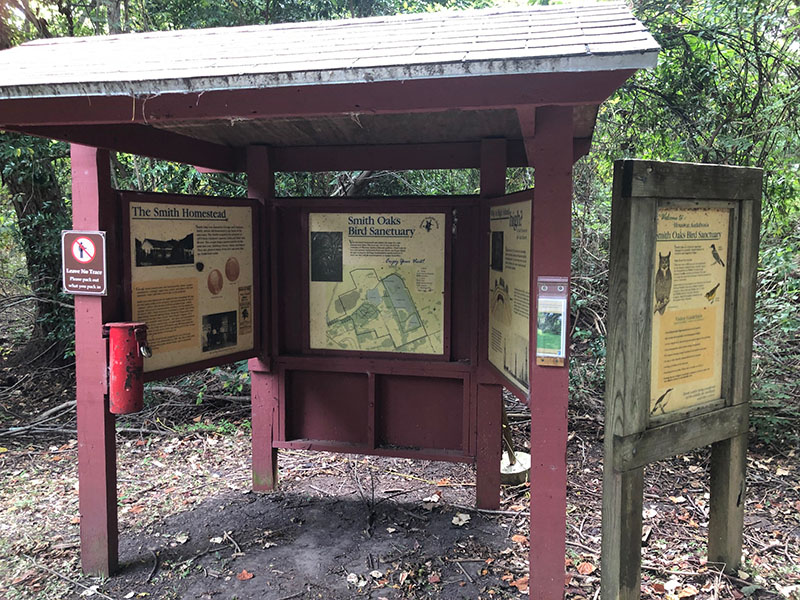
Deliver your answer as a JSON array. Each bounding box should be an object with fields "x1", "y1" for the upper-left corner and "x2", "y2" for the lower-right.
[{"x1": 1, "y1": 133, "x2": 73, "y2": 350}]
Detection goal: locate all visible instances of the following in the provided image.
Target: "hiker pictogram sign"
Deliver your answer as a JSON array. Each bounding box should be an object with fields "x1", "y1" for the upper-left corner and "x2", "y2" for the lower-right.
[
  {"x1": 62, "y1": 230, "x2": 107, "y2": 295},
  {"x1": 72, "y1": 237, "x2": 97, "y2": 263}
]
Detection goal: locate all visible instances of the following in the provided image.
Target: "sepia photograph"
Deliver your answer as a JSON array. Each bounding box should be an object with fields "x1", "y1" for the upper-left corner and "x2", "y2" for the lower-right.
[
  {"x1": 202, "y1": 310, "x2": 238, "y2": 352},
  {"x1": 135, "y1": 233, "x2": 194, "y2": 267}
]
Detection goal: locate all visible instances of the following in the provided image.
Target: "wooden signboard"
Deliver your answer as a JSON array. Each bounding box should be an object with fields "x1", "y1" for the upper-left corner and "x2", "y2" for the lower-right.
[
  {"x1": 488, "y1": 197, "x2": 532, "y2": 393},
  {"x1": 122, "y1": 192, "x2": 260, "y2": 377},
  {"x1": 602, "y1": 160, "x2": 761, "y2": 600}
]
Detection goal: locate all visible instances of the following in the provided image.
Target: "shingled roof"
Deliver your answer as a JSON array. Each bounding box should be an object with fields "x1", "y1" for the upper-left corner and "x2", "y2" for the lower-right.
[{"x1": 0, "y1": 2, "x2": 658, "y2": 100}]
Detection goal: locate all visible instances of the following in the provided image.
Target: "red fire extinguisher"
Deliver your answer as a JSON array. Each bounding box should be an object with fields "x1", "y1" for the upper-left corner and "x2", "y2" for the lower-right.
[{"x1": 105, "y1": 322, "x2": 151, "y2": 415}]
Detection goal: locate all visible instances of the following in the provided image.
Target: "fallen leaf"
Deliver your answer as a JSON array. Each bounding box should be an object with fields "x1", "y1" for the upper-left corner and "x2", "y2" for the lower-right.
[
  {"x1": 398, "y1": 571, "x2": 409, "y2": 585},
  {"x1": 0, "y1": 447, "x2": 7, "y2": 453},
  {"x1": 511, "y1": 534, "x2": 528, "y2": 544},
  {"x1": 511, "y1": 576, "x2": 529, "y2": 592},
  {"x1": 669, "y1": 496, "x2": 686, "y2": 504},
  {"x1": 236, "y1": 569, "x2": 254, "y2": 581},
  {"x1": 652, "y1": 582, "x2": 666, "y2": 593},
  {"x1": 428, "y1": 574, "x2": 441, "y2": 584},
  {"x1": 347, "y1": 573, "x2": 360, "y2": 585},
  {"x1": 174, "y1": 532, "x2": 189, "y2": 544},
  {"x1": 422, "y1": 493, "x2": 441, "y2": 510},
  {"x1": 124, "y1": 593, "x2": 135, "y2": 599},
  {"x1": 576, "y1": 562, "x2": 596, "y2": 575},
  {"x1": 130, "y1": 505, "x2": 144, "y2": 514},
  {"x1": 71, "y1": 516, "x2": 81, "y2": 524},
  {"x1": 776, "y1": 467, "x2": 789, "y2": 477},
  {"x1": 643, "y1": 508, "x2": 659, "y2": 519},
  {"x1": 80, "y1": 586, "x2": 99, "y2": 597},
  {"x1": 209, "y1": 536, "x2": 223, "y2": 544},
  {"x1": 665, "y1": 579, "x2": 681, "y2": 593},
  {"x1": 678, "y1": 584, "x2": 699, "y2": 598},
  {"x1": 436, "y1": 478, "x2": 451, "y2": 486},
  {"x1": 509, "y1": 504, "x2": 525, "y2": 512},
  {"x1": 452, "y1": 513, "x2": 471, "y2": 526}
]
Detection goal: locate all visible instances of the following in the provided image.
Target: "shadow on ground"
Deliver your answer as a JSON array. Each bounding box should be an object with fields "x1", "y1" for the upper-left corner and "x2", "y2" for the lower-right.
[{"x1": 107, "y1": 489, "x2": 515, "y2": 600}]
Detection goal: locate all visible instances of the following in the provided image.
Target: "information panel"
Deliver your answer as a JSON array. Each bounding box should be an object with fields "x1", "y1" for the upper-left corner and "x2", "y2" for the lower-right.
[
  {"x1": 488, "y1": 200, "x2": 531, "y2": 393},
  {"x1": 127, "y1": 198, "x2": 256, "y2": 373},
  {"x1": 308, "y1": 212, "x2": 445, "y2": 354},
  {"x1": 650, "y1": 207, "x2": 730, "y2": 416}
]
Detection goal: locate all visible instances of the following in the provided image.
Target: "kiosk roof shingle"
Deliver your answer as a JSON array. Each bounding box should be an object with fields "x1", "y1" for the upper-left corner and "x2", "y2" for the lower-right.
[{"x1": 0, "y1": 2, "x2": 659, "y2": 99}]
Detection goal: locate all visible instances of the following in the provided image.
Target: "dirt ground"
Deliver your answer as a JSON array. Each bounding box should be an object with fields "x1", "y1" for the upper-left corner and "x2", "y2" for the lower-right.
[{"x1": 0, "y1": 375, "x2": 798, "y2": 600}]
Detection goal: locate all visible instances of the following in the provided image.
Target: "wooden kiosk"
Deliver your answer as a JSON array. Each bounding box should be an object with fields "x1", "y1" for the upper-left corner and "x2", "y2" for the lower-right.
[{"x1": 0, "y1": 4, "x2": 659, "y2": 597}]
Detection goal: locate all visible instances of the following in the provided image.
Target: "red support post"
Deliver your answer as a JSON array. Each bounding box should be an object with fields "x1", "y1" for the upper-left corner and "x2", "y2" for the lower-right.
[
  {"x1": 528, "y1": 106, "x2": 573, "y2": 599},
  {"x1": 72, "y1": 144, "x2": 121, "y2": 576},
  {"x1": 247, "y1": 145, "x2": 279, "y2": 491},
  {"x1": 250, "y1": 369, "x2": 280, "y2": 490},
  {"x1": 475, "y1": 138, "x2": 507, "y2": 510}
]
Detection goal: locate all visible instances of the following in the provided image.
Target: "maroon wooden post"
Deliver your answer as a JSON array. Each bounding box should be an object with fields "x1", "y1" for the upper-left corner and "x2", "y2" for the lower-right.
[
  {"x1": 528, "y1": 106, "x2": 573, "y2": 598},
  {"x1": 247, "y1": 145, "x2": 279, "y2": 491},
  {"x1": 72, "y1": 144, "x2": 121, "y2": 575},
  {"x1": 475, "y1": 138, "x2": 506, "y2": 510}
]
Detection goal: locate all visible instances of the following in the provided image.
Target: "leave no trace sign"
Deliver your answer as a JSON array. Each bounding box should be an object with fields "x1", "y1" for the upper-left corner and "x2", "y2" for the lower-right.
[{"x1": 62, "y1": 230, "x2": 107, "y2": 295}]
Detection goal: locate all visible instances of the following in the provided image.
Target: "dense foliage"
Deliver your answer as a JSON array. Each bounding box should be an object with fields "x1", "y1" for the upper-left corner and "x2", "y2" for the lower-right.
[{"x1": 0, "y1": 0, "x2": 797, "y2": 442}]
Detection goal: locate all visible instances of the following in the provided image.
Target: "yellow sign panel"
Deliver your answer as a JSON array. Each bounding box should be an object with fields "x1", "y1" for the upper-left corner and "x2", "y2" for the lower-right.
[
  {"x1": 309, "y1": 213, "x2": 445, "y2": 354},
  {"x1": 650, "y1": 207, "x2": 730, "y2": 416},
  {"x1": 129, "y1": 201, "x2": 255, "y2": 372},
  {"x1": 488, "y1": 200, "x2": 531, "y2": 393}
]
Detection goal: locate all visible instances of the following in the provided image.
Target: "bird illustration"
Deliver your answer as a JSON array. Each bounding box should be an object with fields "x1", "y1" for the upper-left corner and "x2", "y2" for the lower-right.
[
  {"x1": 705, "y1": 283, "x2": 721, "y2": 303},
  {"x1": 651, "y1": 388, "x2": 673, "y2": 415},
  {"x1": 710, "y1": 244, "x2": 725, "y2": 267},
  {"x1": 653, "y1": 252, "x2": 672, "y2": 315}
]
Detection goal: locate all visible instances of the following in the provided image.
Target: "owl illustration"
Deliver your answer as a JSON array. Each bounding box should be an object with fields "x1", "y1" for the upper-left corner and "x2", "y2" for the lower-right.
[{"x1": 653, "y1": 251, "x2": 672, "y2": 315}]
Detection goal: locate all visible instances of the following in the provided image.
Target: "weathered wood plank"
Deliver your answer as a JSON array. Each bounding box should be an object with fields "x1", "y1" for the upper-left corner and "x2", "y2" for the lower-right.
[
  {"x1": 614, "y1": 403, "x2": 749, "y2": 471},
  {"x1": 622, "y1": 160, "x2": 762, "y2": 200},
  {"x1": 602, "y1": 160, "x2": 657, "y2": 600},
  {"x1": 708, "y1": 434, "x2": 748, "y2": 571},
  {"x1": 729, "y1": 198, "x2": 761, "y2": 406},
  {"x1": 708, "y1": 191, "x2": 761, "y2": 573}
]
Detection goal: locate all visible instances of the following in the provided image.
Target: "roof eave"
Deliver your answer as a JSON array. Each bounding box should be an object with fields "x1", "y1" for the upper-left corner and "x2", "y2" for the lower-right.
[{"x1": 0, "y1": 50, "x2": 659, "y2": 101}]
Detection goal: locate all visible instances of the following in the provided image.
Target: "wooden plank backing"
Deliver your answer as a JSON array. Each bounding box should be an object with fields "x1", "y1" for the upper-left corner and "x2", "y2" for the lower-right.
[
  {"x1": 614, "y1": 403, "x2": 750, "y2": 471},
  {"x1": 621, "y1": 160, "x2": 763, "y2": 200}
]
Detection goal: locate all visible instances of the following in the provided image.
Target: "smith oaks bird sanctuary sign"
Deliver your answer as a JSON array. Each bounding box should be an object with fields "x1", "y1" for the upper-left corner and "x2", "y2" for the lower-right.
[{"x1": 602, "y1": 160, "x2": 762, "y2": 600}]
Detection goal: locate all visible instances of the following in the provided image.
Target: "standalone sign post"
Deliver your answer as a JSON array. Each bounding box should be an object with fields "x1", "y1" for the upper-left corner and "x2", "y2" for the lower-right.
[
  {"x1": 601, "y1": 160, "x2": 762, "y2": 600},
  {"x1": 62, "y1": 230, "x2": 107, "y2": 295}
]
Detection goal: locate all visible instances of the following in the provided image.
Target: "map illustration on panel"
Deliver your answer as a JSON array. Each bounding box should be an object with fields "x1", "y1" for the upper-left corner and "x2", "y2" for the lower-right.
[{"x1": 309, "y1": 213, "x2": 446, "y2": 355}]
